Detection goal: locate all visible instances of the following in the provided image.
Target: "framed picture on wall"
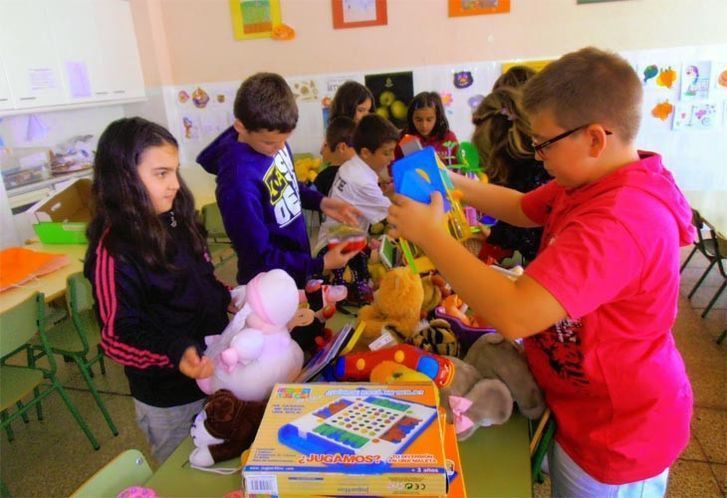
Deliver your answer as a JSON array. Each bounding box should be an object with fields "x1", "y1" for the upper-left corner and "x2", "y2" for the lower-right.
[
  {"x1": 332, "y1": 0, "x2": 388, "y2": 29},
  {"x1": 229, "y1": 0, "x2": 282, "y2": 40},
  {"x1": 448, "y1": 0, "x2": 510, "y2": 17}
]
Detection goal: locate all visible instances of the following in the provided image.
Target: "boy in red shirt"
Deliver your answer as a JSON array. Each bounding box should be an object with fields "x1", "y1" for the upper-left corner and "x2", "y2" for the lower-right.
[{"x1": 388, "y1": 47, "x2": 694, "y2": 497}]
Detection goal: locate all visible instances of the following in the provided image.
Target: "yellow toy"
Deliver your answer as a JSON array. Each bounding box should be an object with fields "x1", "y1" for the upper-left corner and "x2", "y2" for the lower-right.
[
  {"x1": 293, "y1": 155, "x2": 321, "y2": 184},
  {"x1": 357, "y1": 267, "x2": 424, "y2": 342},
  {"x1": 370, "y1": 360, "x2": 433, "y2": 384}
]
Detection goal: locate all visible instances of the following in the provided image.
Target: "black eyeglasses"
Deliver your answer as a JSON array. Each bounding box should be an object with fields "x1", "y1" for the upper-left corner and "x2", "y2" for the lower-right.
[{"x1": 532, "y1": 124, "x2": 612, "y2": 158}]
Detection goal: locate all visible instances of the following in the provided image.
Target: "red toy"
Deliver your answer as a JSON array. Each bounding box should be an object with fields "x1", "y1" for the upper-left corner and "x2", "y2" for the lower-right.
[
  {"x1": 333, "y1": 344, "x2": 455, "y2": 388},
  {"x1": 328, "y1": 235, "x2": 367, "y2": 254}
]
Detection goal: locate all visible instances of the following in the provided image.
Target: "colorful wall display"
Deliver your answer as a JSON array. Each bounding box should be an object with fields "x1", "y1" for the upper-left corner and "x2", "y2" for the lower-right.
[
  {"x1": 448, "y1": 0, "x2": 510, "y2": 17},
  {"x1": 229, "y1": 0, "x2": 282, "y2": 40},
  {"x1": 364, "y1": 71, "x2": 414, "y2": 129},
  {"x1": 332, "y1": 0, "x2": 387, "y2": 29}
]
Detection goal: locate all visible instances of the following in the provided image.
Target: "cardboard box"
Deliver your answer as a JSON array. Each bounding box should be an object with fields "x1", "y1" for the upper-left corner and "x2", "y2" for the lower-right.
[
  {"x1": 30, "y1": 178, "x2": 91, "y2": 244},
  {"x1": 243, "y1": 383, "x2": 448, "y2": 497}
]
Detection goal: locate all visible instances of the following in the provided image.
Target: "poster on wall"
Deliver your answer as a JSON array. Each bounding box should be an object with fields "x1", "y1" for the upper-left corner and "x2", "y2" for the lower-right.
[
  {"x1": 636, "y1": 63, "x2": 680, "y2": 91},
  {"x1": 289, "y1": 79, "x2": 320, "y2": 103},
  {"x1": 332, "y1": 0, "x2": 387, "y2": 29},
  {"x1": 364, "y1": 71, "x2": 414, "y2": 129},
  {"x1": 680, "y1": 61, "x2": 712, "y2": 100},
  {"x1": 645, "y1": 95, "x2": 675, "y2": 128},
  {"x1": 713, "y1": 62, "x2": 727, "y2": 97},
  {"x1": 673, "y1": 101, "x2": 721, "y2": 131},
  {"x1": 448, "y1": 0, "x2": 510, "y2": 17},
  {"x1": 229, "y1": 0, "x2": 282, "y2": 40}
]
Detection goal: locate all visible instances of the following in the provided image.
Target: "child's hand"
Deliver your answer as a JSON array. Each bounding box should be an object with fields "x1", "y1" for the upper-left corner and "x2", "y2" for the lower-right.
[
  {"x1": 323, "y1": 242, "x2": 361, "y2": 270},
  {"x1": 387, "y1": 192, "x2": 446, "y2": 246},
  {"x1": 321, "y1": 197, "x2": 362, "y2": 226},
  {"x1": 179, "y1": 347, "x2": 214, "y2": 379}
]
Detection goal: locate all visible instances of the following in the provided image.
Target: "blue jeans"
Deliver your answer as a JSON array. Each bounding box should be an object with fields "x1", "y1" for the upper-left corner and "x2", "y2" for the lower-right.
[
  {"x1": 134, "y1": 398, "x2": 205, "y2": 464},
  {"x1": 549, "y1": 442, "x2": 670, "y2": 498}
]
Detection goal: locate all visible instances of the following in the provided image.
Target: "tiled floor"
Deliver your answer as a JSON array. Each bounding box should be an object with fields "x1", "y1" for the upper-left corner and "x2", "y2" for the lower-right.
[{"x1": 1, "y1": 248, "x2": 724, "y2": 498}]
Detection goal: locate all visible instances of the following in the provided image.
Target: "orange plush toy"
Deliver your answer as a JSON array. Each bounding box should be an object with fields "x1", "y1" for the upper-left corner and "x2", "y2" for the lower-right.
[{"x1": 357, "y1": 267, "x2": 424, "y2": 342}]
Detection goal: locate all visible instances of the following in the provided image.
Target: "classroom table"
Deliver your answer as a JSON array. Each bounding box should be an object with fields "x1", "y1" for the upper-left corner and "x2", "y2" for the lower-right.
[
  {"x1": 144, "y1": 413, "x2": 532, "y2": 498},
  {"x1": 0, "y1": 242, "x2": 86, "y2": 314}
]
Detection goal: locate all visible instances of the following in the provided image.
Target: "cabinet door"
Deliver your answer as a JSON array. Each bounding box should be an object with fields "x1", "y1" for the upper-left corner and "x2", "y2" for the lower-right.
[
  {"x1": 93, "y1": 0, "x2": 146, "y2": 100},
  {"x1": 0, "y1": 0, "x2": 67, "y2": 109},
  {"x1": 0, "y1": 57, "x2": 13, "y2": 112},
  {"x1": 45, "y1": 0, "x2": 109, "y2": 103}
]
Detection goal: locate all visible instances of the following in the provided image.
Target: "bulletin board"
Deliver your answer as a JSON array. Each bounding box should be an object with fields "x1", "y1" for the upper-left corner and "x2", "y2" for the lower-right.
[{"x1": 171, "y1": 43, "x2": 727, "y2": 192}]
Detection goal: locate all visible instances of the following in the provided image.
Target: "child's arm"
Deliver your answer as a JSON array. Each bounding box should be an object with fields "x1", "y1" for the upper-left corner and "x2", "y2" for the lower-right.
[
  {"x1": 299, "y1": 181, "x2": 362, "y2": 226},
  {"x1": 91, "y1": 256, "x2": 205, "y2": 372},
  {"x1": 388, "y1": 192, "x2": 566, "y2": 340},
  {"x1": 450, "y1": 172, "x2": 540, "y2": 228},
  {"x1": 179, "y1": 347, "x2": 214, "y2": 379}
]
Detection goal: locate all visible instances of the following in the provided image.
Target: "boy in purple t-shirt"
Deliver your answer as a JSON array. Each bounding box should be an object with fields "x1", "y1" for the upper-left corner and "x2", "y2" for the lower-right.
[
  {"x1": 388, "y1": 48, "x2": 694, "y2": 497},
  {"x1": 198, "y1": 73, "x2": 361, "y2": 288}
]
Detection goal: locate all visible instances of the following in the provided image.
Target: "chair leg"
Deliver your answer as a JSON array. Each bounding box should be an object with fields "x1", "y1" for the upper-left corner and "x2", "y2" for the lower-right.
[
  {"x1": 53, "y1": 381, "x2": 100, "y2": 450},
  {"x1": 16, "y1": 402, "x2": 29, "y2": 424},
  {"x1": 1, "y1": 478, "x2": 12, "y2": 498},
  {"x1": 717, "y1": 329, "x2": 727, "y2": 345},
  {"x1": 98, "y1": 346, "x2": 107, "y2": 376},
  {"x1": 1, "y1": 411, "x2": 14, "y2": 442},
  {"x1": 701, "y1": 281, "x2": 726, "y2": 318},
  {"x1": 688, "y1": 260, "x2": 717, "y2": 298},
  {"x1": 77, "y1": 360, "x2": 119, "y2": 436},
  {"x1": 680, "y1": 246, "x2": 698, "y2": 273}
]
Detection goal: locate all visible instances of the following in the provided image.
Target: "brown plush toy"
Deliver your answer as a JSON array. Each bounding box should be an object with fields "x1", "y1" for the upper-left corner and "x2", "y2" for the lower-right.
[
  {"x1": 357, "y1": 267, "x2": 424, "y2": 342},
  {"x1": 439, "y1": 333, "x2": 546, "y2": 441},
  {"x1": 189, "y1": 389, "x2": 267, "y2": 467}
]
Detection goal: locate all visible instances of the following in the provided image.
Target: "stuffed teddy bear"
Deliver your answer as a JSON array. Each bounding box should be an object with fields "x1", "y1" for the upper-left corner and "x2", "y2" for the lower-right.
[
  {"x1": 189, "y1": 389, "x2": 267, "y2": 467},
  {"x1": 439, "y1": 333, "x2": 546, "y2": 440},
  {"x1": 197, "y1": 269, "x2": 305, "y2": 401},
  {"x1": 357, "y1": 267, "x2": 424, "y2": 342}
]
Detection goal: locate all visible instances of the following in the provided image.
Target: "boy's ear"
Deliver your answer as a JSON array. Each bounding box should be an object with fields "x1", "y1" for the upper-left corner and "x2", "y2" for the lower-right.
[
  {"x1": 335, "y1": 142, "x2": 350, "y2": 154},
  {"x1": 586, "y1": 125, "x2": 609, "y2": 158},
  {"x1": 359, "y1": 147, "x2": 373, "y2": 160},
  {"x1": 233, "y1": 119, "x2": 246, "y2": 135}
]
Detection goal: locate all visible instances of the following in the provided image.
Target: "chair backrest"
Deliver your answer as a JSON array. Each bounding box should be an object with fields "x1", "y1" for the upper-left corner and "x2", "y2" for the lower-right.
[
  {"x1": 692, "y1": 209, "x2": 712, "y2": 246},
  {"x1": 201, "y1": 203, "x2": 229, "y2": 241},
  {"x1": 68, "y1": 272, "x2": 95, "y2": 315},
  {"x1": 0, "y1": 293, "x2": 44, "y2": 359},
  {"x1": 70, "y1": 449, "x2": 152, "y2": 498}
]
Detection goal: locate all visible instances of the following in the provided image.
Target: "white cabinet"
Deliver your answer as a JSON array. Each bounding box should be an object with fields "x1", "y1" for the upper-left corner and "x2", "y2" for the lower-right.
[
  {"x1": 0, "y1": 1, "x2": 67, "y2": 109},
  {"x1": 45, "y1": 0, "x2": 105, "y2": 104},
  {"x1": 92, "y1": 0, "x2": 145, "y2": 100},
  {"x1": 0, "y1": 0, "x2": 145, "y2": 114},
  {"x1": 0, "y1": 57, "x2": 13, "y2": 112}
]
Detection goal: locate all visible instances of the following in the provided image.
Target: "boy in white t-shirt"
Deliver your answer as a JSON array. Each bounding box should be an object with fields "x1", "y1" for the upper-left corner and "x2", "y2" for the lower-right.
[{"x1": 315, "y1": 114, "x2": 399, "y2": 303}]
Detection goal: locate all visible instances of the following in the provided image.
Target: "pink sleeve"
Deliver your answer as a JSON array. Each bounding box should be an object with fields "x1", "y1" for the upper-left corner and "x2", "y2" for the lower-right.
[
  {"x1": 525, "y1": 213, "x2": 643, "y2": 319},
  {"x1": 521, "y1": 180, "x2": 559, "y2": 225}
]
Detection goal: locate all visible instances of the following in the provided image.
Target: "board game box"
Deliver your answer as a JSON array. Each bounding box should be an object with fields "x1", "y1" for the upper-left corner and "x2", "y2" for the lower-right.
[{"x1": 242, "y1": 383, "x2": 448, "y2": 497}]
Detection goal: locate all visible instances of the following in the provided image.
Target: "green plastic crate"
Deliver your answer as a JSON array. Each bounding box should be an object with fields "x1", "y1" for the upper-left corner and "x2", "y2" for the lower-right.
[{"x1": 33, "y1": 221, "x2": 88, "y2": 244}]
